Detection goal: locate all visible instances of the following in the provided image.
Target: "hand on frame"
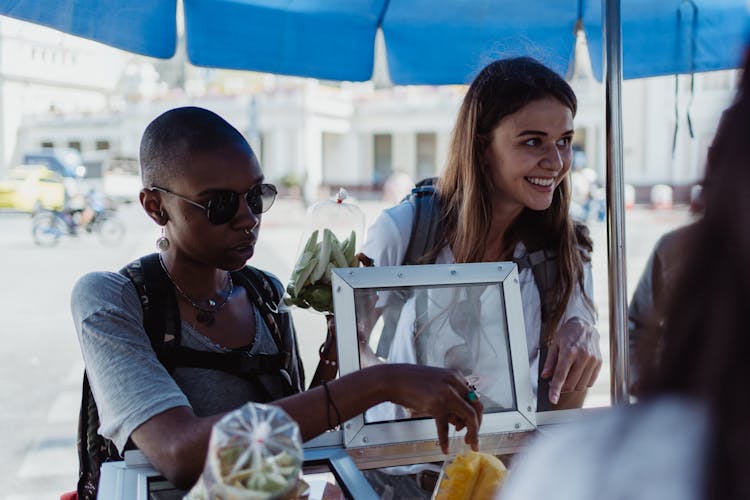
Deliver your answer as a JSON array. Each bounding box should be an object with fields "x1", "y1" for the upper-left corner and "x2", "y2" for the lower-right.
[
  {"x1": 388, "y1": 364, "x2": 484, "y2": 453},
  {"x1": 541, "y1": 317, "x2": 602, "y2": 406}
]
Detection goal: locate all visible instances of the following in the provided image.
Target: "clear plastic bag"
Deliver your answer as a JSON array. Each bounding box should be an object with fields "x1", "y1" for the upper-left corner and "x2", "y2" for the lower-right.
[
  {"x1": 432, "y1": 450, "x2": 508, "y2": 500},
  {"x1": 186, "y1": 403, "x2": 306, "y2": 500},
  {"x1": 284, "y1": 188, "x2": 366, "y2": 313}
]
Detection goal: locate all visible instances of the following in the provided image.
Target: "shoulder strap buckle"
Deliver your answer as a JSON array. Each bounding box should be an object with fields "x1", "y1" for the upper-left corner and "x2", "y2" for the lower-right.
[{"x1": 264, "y1": 299, "x2": 279, "y2": 315}]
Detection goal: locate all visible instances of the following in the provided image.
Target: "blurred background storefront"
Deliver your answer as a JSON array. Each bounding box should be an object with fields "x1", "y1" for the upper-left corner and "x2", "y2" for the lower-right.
[{"x1": 0, "y1": 17, "x2": 733, "y2": 207}]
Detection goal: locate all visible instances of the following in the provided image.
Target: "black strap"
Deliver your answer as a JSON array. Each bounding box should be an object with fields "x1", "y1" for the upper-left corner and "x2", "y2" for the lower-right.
[
  {"x1": 672, "y1": 1, "x2": 699, "y2": 156},
  {"x1": 120, "y1": 253, "x2": 182, "y2": 371},
  {"x1": 173, "y1": 346, "x2": 290, "y2": 375},
  {"x1": 232, "y1": 267, "x2": 284, "y2": 352},
  {"x1": 123, "y1": 255, "x2": 293, "y2": 381},
  {"x1": 77, "y1": 372, "x2": 120, "y2": 500},
  {"x1": 404, "y1": 177, "x2": 444, "y2": 266},
  {"x1": 232, "y1": 266, "x2": 301, "y2": 396},
  {"x1": 516, "y1": 248, "x2": 557, "y2": 411},
  {"x1": 515, "y1": 249, "x2": 559, "y2": 325},
  {"x1": 536, "y1": 345, "x2": 552, "y2": 412}
]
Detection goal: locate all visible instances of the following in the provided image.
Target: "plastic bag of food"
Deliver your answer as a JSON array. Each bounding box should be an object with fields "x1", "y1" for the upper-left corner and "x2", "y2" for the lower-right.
[
  {"x1": 285, "y1": 188, "x2": 366, "y2": 313},
  {"x1": 432, "y1": 450, "x2": 508, "y2": 500},
  {"x1": 185, "y1": 403, "x2": 306, "y2": 500}
]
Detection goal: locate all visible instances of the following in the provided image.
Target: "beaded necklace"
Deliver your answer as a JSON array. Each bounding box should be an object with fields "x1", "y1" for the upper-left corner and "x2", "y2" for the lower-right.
[{"x1": 158, "y1": 254, "x2": 233, "y2": 326}]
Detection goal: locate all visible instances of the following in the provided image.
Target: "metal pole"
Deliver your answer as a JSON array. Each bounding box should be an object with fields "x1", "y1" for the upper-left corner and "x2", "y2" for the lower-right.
[{"x1": 603, "y1": 0, "x2": 629, "y2": 404}]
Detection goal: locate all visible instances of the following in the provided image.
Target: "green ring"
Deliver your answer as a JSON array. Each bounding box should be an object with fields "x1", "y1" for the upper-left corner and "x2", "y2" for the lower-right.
[{"x1": 466, "y1": 390, "x2": 479, "y2": 402}]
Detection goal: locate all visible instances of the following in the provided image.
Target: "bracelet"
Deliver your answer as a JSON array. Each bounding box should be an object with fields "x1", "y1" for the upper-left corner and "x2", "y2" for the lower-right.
[{"x1": 322, "y1": 381, "x2": 342, "y2": 430}]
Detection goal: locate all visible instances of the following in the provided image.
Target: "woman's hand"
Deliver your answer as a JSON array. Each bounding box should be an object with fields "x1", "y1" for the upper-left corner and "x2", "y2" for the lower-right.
[
  {"x1": 541, "y1": 317, "x2": 602, "y2": 406},
  {"x1": 385, "y1": 364, "x2": 484, "y2": 453}
]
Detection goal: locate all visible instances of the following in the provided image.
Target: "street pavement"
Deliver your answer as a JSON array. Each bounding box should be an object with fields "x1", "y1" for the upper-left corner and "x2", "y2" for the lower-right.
[{"x1": 0, "y1": 198, "x2": 693, "y2": 499}]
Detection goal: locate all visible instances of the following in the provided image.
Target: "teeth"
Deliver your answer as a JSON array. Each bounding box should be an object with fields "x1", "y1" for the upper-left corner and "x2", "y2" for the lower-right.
[{"x1": 526, "y1": 177, "x2": 554, "y2": 187}]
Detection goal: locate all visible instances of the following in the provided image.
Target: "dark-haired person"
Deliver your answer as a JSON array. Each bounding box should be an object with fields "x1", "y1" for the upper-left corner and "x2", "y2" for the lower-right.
[
  {"x1": 362, "y1": 57, "x2": 601, "y2": 411},
  {"x1": 71, "y1": 106, "x2": 483, "y2": 495},
  {"x1": 627, "y1": 222, "x2": 696, "y2": 393},
  {"x1": 499, "y1": 51, "x2": 750, "y2": 500}
]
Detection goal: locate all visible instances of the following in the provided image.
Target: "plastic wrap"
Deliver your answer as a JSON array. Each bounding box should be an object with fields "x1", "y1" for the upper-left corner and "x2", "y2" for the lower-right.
[
  {"x1": 186, "y1": 403, "x2": 306, "y2": 500},
  {"x1": 285, "y1": 188, "x2": 366, "y2": 313}
]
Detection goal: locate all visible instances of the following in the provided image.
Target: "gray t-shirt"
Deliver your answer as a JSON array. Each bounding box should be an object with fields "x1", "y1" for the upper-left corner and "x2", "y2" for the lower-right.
[{"x1": 71, "y1": 269, "x2": 299, "y2": 453}]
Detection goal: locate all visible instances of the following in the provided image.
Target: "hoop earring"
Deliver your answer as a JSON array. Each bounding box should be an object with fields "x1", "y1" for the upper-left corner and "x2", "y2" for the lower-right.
[{"x1": 156, "y1": 226, "x2": 170, "y2": 251}]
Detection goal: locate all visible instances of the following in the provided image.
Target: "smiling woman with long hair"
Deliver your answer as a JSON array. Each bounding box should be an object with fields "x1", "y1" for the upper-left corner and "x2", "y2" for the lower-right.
[{"x1": 363, "y1": 57, "x2": 601, "y2": 412}]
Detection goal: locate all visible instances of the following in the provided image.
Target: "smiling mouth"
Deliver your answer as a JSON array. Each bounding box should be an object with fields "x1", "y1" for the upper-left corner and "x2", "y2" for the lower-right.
[{"x1": 525, "y1": 176, "x2": 555, "y2": 187}]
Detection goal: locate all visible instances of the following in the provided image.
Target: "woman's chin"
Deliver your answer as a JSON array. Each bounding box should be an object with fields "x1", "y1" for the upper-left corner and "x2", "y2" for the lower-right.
[
  {"x1": 526, "y1": 198, "x2": 555, "y2": 212},
  {"x1": 224, "y1": 249, "x2": 255, "y2": 270}
]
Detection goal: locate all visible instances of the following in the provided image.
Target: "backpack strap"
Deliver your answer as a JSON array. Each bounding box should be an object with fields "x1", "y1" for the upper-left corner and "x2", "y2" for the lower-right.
[
  {"x1": 404, "y1": 177, "x2": 445, "y2": 266},
  {"x1": 514, "y1": 222, "x2": 592, "y2": 411},
  {"x1": 172, "y1": 346, "x2": 290, "y2": 374},
  {"x1": 126, "y1": 255, "x2": 295, "y2": 387},
  {"x1": 375, "y1": 178, "x2": 444, "y2": 358},
  {"x1": 233, "y1": 265, "x2": 303, "y2": 395},
  {"x1": 375, "y1": 179, "x2": 443, "y2": 357},
  {"x1": 514, "y1": 249, "x2": 558, "y2": 412},
  {"x1": 76, "y1": 373, "x2": 120, "y2": 500},
  {"x1": 514, "y1": 249, "x2": 558, "y2": 325},
  {"x1": 233, "y1": 266, "x2": 284, "y2": 350},
  {"x1": 123, "y1": 253, "x2": 182, "y2": 371}
]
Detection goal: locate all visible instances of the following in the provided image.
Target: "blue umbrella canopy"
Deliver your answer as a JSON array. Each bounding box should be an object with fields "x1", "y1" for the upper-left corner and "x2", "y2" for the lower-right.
[
  {"x1": 585, "y1": 0, "x2": 750, "y2": 80},
  {"x1": 0, "y1": 1, "x2": 178, "y2": 59},
  {"x1": 0, "y1": 0, "x2": 747, "y2": 82}
]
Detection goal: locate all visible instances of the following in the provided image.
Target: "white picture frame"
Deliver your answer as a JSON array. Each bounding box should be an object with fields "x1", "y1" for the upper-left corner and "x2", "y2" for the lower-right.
[{"x1": 331, "y1": 262, "x2": 536, "y2": 450}]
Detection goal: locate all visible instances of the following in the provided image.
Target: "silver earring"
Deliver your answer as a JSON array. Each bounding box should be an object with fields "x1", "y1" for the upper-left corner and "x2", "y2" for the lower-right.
[{"x1": 156, "y1": 227, "x2": 170, "y2": 251}]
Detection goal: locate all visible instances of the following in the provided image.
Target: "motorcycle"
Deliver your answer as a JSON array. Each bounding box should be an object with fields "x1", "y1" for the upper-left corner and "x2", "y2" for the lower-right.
[{"x1": 31, "y1": 206, "x2": 126, "y2": 247}]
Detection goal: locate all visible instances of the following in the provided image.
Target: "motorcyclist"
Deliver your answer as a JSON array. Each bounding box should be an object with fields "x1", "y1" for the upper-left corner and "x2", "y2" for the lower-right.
[{"x1": 79, "y1": 188, "x2": 107, "y2": 231}]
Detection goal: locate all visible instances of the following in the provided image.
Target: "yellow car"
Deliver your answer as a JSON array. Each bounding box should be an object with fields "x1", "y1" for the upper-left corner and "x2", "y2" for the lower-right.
[{"x1": 0, "y1": 166, "x2": 66, "y2": 212}]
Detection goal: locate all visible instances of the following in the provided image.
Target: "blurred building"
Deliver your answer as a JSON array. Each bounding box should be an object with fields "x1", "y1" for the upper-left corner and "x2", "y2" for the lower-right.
[
  {"x1": 0, "y1": 16, "x2": 129, "y2": 169},
  {"x1": 4, "y1": 19, "x2": 738, "y2": 204}
]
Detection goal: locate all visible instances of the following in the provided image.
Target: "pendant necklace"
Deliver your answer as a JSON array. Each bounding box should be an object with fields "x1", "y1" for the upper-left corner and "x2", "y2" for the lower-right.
[{"x1": 158, "y1": 255, "x2": 233, "y2": 326}]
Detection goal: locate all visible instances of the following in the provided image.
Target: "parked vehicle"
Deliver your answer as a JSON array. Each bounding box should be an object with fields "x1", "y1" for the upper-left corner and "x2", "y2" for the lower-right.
[
  {"x1": 22, "y1": 148, "x2": 86, "y2": 179},
  {"x1": 23, "y1": 147, "x2": 89, "y2": 202},
  {"x1": 0, "y1": 166, "x2": 66, "y2": 212}
]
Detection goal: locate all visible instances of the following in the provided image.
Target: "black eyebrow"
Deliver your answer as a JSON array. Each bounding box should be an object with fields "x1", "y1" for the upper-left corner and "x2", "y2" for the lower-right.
[
  {"x1": 516, "y1": 130, "x2": 548, "y2": 137},
  {"x1": 516, "y1": 129, "x2": 574, "y2": 138}
]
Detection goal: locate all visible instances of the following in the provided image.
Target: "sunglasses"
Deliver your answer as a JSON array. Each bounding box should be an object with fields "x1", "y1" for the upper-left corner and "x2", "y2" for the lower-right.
[{"x1": 151, "y1": 183, "x2": 277, "y2": 225}]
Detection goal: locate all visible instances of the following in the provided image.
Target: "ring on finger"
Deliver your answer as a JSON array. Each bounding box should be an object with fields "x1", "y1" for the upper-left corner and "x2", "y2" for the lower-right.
[{"x1": 465, "y1": 389, "x2": 480, "y2": 403}]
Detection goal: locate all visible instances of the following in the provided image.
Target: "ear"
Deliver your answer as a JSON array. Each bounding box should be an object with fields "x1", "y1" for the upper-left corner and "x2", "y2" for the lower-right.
[{"x1": 140, "y1": 188, "x2": 167, "y2": 225}]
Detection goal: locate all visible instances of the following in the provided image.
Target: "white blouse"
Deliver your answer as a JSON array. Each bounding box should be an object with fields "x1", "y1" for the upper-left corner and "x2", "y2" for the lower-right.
[{"x1": 362, "y1": 200, "x2": 596, "y2": 401}]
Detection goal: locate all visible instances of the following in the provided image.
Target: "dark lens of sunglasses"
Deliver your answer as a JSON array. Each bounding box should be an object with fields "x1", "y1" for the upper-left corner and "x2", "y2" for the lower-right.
[
  {"x1": 205, "y1": 185, "x2": 277, "y2": 224},
  {"x1": 206, "y1": 191, "x2": 240, "y2": 225},
  {"x1": 246, "y1": 184, "x2": 277, "y2": 214}
]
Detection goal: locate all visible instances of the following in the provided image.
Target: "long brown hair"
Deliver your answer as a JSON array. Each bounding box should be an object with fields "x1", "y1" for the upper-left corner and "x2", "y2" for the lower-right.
[
  {"x1": 437, "y1": 57, "x2": 592, "y2": 341},
  {"x1": 638, "y1": 52, "x2": 750, "y2": 500}
]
